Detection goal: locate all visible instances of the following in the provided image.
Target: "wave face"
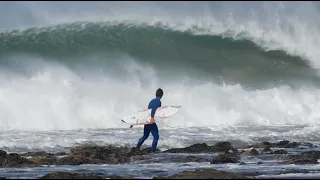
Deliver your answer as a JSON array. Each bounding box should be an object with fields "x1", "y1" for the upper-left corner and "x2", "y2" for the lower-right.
[{"x1": 1, "y1": 1, "x2": 320, "y2": 131}]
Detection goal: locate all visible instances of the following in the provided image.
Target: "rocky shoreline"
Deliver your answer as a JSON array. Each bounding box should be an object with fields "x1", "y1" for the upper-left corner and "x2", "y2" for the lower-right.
[{"x1": 0, "y1": 140, "x2": 319, "y2": 179}]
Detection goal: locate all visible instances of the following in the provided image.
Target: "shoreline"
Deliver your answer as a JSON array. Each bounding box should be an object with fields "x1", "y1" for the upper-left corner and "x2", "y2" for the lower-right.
[{"x1": 0, "y1": 140, "x2": 319, "y2": 179}]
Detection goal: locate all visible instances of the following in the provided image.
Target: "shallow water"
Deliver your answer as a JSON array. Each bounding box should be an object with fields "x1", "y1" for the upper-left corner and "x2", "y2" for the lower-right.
[{"x1": 0, "y1": 125, "x2": 319, "y2": 154}]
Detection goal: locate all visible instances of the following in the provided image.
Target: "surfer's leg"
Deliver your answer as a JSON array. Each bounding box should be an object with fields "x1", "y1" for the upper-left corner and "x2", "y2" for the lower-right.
[
  {"x1": 150, "y1": 124, "x2": 159, "y2": 153},
  {"x1": 136, "y1": 125, "x2": 150, "y2": 149}
]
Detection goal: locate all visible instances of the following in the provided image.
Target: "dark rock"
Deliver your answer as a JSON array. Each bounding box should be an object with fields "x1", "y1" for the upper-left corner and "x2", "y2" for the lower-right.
[
  {"x1": 170, "y1": 156, "x2": 207, "y2": 163},
  {"x1": 248, "y1": 149, "x2": 259, "y2": 156},
  {"x1": 55, "y1": 152, "x2": 67, "y2": 156},
  {"x1": 40, "y1": 172, "x2": 104, "y2": 179},
  {"x1": 127, "y1": 147, "x2": 159, "y2": 157},
  {"x1": 257, "y1": 161, "x2": 263, "y2": 165},
  {"x1": 30, "y1": 155, "x2": 58, "y2": 165},
  {"x1": 22, "y1": 151, "x2": 51, "y2": 157},
  {"x1": 164, "y1": 168, "x2": 248, "y2": 179},
  {"x1": 57, "y1": 145, "x2": 131, "y2": 165},
  {"x1": 164, "y1": 143, "x2": 214, "y2": 153},
  {"x1": 107, "y1": 175, "x2": 134, "y2": 179},
  {"x1": 164, "y1": 142, "x2": 237, "y2": 154},
  {"x1": 285, "y1": 142, "x2": 299, "y2": 148},
  {"x1": 0, "y1": 150, "x2": 6, "y2": 157},
  {"x1": 250, "y1": 141, "x2": 273, "y2": 149},
  {"x1": 1, "y1": 153, "x2": 36, "y2": 168},
  {"x1": 262, "y1": 147, "x2": 273, "y2": 154},
  {"x1": 300, "y1": 142, "x2": 313, "y2": 147},
  {"x1": 273, "y1": 149, "x2": 288, "y2": 154},
  {"x1": 239, "y1": 162, "x2": 246, "y2": 165},
  {"x1": 281, "y1": 158, "x2": 318, "y2": 165},
  {"x1": 210, "y1": 154, "x2": 239, "y2": 164},
  {"x1": 301, "y1": 151, "x2": 320, "y2": 159},
  {"x1": 280, "y1": 168, "x2": 309, "y2": 174},
  {"x1": 276, "y1": 140, "x2": 290, "y2": 147},
  {"x1": 212, "y1": 142, "x2": 236, "y2": 153}
]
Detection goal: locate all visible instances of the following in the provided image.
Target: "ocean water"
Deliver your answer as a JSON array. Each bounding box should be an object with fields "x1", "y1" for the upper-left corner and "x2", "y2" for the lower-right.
[{"x1": 1, "y1": 1, "x2": 320, "y2": 178}]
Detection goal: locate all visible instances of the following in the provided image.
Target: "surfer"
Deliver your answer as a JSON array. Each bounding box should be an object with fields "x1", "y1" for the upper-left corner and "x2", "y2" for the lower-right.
[{"x1": 136, "y1": 88, "x2": 163, "y2": 153}]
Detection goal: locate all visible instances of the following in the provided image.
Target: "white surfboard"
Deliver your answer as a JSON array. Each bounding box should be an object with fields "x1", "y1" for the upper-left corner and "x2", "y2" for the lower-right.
[{"x1": 121, "y1": 105, "x2": 181, "y2": 128}]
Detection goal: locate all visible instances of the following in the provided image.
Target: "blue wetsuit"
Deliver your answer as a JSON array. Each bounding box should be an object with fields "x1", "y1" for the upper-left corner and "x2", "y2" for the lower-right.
[{"x1": 136, "y1": 97, "x2": 161, "y2": 153}]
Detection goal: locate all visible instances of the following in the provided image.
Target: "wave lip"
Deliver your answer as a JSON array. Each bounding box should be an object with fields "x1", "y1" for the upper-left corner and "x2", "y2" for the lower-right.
[{"x1": 0, "y1": 21, "x2": 318, "y2": 87}]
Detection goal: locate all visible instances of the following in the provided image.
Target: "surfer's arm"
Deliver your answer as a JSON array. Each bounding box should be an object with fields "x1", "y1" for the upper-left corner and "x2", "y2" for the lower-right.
[{"x1": 150, "y1": 100, "x2": 161, "y2": 124}]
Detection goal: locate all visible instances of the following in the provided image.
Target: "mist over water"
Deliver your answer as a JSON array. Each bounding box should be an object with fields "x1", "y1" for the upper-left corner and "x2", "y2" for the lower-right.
[{"x1": 0, "y1": 1, "x2": 320, "y2": 134}]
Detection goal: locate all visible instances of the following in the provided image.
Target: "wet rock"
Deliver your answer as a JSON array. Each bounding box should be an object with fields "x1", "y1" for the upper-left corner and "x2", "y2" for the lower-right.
[
  {"x1": 55, "y1": 152, "x2": 67, "y2": 156},
  {"x1": 1, "y1": 153, "x2": 36, "y2": 168},
  {"x1": 40, "y1": 172, "x2": 104, "y2": 179},
  {"x1": 21, "y1": 151, "x2": 52, "y2": 157},
  {"x1": 262, "y1": 147, "x2": 273, "y2": 154},
  {"x1": 0, "y1": 150, "x2": 38, "y2": 168},
  {"x1": 107, "y1": 175, "x2": 134, "y2": 179},
  {"x1": 285, "y1": 142, "x2": 299, "y2": 148},
  {"x1": 30, "y1": 155, "x2": 58, "y2": 165},
  {"x1": 170, "y1": 156, "x2": 207, "y2": 163},
  {"x1": 257, "y1": 161, "x2": 263, "y2": 165},
  {"x1": 164, "y1": 168, "x2": 248, "y2": 179},
  {"x1": 281, "y1": 157, "x2": 318, "y2": 165},
  {"x1": 248, "y1": 149, "x2": 259, "y2": 156},
  {"x1": 164, "y1": 143, "x2": 214, "y2": 153},
  {"x1": 273, "y1": 149, "x2": 288, "y2": 154},
  {"x1": 239, "y1": 162, "x2": 246, "y2": 165},
  {"x1": 301, "y1": 151, "x2": 320, "y2": 159},
  {"x1": 212, "y1": 142, "x2": 237, "y2": 153},
  {"x1": 280, "y1": 168, "x2": 309, "y2": 174},
  {"x1": 276, "y1": 140, "x2": 290, "y2": 147},
  {"x1": 248, "y1": 140, "x2": 313, "y2": 149},
  {"x1": 57, "y1": 145, "x2": 132, "y2": 165},
  {"x1": 128, "y1": 147, "x2": 159, "y2": 157},
  {"x1": 164, "y1": 142, "x2": 237, "y2": 154},
  {"x1": 210, "y1": 154, "x2": 239, "y2": 164},
  {"x1": 251, "y1": 142, "x2": 272, "y2": 149}
]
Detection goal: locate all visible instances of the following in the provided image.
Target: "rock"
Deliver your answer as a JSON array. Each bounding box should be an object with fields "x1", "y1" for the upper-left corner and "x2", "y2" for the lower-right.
[
  {"x1": 254, "y1": 142, "x2": 272, "y2": 148},
  {"x1": 262, "y1": 147, "x2": 273, "y2": 154},
  {"x1": 257, "y1": 161, "x2": 263, "y2": 165},
  {"x1": 273, "y1": 149, "x2": 288, "y2": 154},
  {"x1": 210, "y1": 154, "x2": 239, "y2": 164},
  {"x1": 107, "y1": 175, "x2": 134, "y2": 179},
  {"x1": 170, "y1": 156, "x2": 207, "y2": 163},
  {"x1": 301, "y1": 151, "x2": 320, "y2": 159},
  {"x1": 281, "y1": 157, "x2": 318, "y2": 165},
  {"x1": 248, "y1": 149, "x2": 259, "y2": 156},
  {"x1": 164, "y1": 142, "x2": 237, "y2": 154},
  {"x1": 30, "y1": 155, "x2": 58, "y2": 165},
  {"x1": 164, "y1": 168, "x2": 248, "y2": 179},
  {"x1": 21, "y1": 151, "x2": 52, "y2": 157},
  {"x1": 1, "y1": 153, "x2": 36, "y2": 168},
  {"x1": 57, "y1": 145, "x2": 132, "y2": 165},
  {"x1": 127, "y1": 147, "x2": 159, "y2": 157},
  {"x1": 164, "y1": 143, "x2": 214, "y2": 153},
  {"x1": 276, "y1": 140, "x2": 290, "y2": 147},
  {"x1": 280, "y1": 168, "x2": 309, "y2": 174},
  {"x1": 285, "y1": 142, "x2": 299, "y2": 148},
  {"x1": 239, "y1": 162, "x2": 246, "y2": 165},
  {"x1": 212, "y1": 142, "x2": 236, "y2": 153},
  {"x1": 40, "y1": 172, "x2": 104, "y2": 179},
  {"x1": 55, "y1": 152, "x2": 67, "y2": 156}
]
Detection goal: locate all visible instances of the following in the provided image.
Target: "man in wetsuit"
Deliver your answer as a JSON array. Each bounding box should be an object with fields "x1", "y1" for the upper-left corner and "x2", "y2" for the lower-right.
[{"x1": 136, "y1": 88, "x2": 163, "y2": 153}]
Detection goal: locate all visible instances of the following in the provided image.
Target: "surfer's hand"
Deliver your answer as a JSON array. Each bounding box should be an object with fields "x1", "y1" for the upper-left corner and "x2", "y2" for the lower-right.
[{"x1": 150, "y1": 117, "x2": 155, "y2": 124}]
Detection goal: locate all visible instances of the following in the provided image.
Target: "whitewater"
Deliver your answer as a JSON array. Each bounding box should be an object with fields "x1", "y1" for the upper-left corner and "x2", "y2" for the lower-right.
[{"x1": 0, "y1": 1, "x2": 319, "y2": 154}]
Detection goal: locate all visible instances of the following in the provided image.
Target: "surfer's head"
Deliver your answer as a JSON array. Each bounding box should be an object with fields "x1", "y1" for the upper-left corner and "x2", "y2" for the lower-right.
[{"x1": 156, "y1": 88, "x2": 163, "y2": 98}]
